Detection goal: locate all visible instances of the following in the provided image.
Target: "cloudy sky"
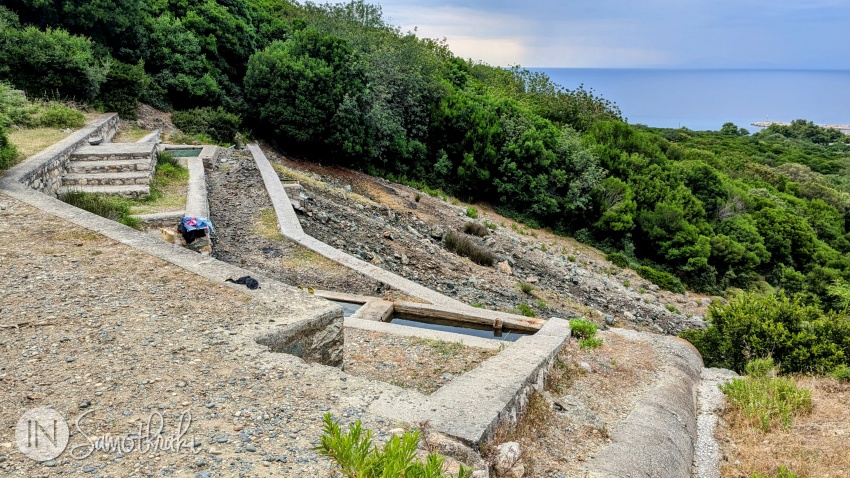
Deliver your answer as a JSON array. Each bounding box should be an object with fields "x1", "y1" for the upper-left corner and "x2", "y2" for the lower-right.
[{"x1": 374, "y1": 0, "x2": 850, "y2": 69}]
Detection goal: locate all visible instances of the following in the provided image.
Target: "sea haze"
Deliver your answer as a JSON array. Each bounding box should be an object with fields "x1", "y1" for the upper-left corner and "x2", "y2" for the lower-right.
[{"x1": 534, "y1": 69, "x2": 850, "y2": 131}]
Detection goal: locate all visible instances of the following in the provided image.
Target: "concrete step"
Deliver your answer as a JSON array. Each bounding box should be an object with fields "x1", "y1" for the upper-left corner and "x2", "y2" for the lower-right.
[
  {"x1": 67, "y1": 159, "x2": 153, "y2": 174},
  {"x1": 71, "y1": 143, "x2": 157, "y2": 161},
  {"x1": 62, "y1": 171, "x2": 152, "y2": 187},
  {"x1": 58, "y1": 184, "x2": 150, "y2": 199}
]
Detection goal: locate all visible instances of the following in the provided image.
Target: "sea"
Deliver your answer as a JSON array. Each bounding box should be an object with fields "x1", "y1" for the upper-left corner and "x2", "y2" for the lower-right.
[{"x1": 533, "y1": 69, "x2": 850, "y2": 132}]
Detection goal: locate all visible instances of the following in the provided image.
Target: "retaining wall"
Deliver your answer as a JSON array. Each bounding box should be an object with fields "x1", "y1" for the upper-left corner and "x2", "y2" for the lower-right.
[{"x1": 6, "y1": 113, "x2": 119, "y2": 196}]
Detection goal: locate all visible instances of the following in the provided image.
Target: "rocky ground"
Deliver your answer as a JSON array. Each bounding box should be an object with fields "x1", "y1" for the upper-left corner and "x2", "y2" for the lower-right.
[
  {"x1": 0, "y1": 194, "x2": 402, "y2": 477},
  {"x1": 242, "y1": 146, "x2": 709, "y2": 335}
]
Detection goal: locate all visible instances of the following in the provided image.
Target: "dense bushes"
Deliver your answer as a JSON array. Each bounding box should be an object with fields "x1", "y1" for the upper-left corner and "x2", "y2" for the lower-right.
[
  {"x1": 0, "y1": 123, "x2": 17, "y2": 171},
  {"x1": 172, "y1": 107, "x2": 240, "y2": 144},
  {"x1": 636, "y1": 266, "x2": 685, "y2": 293},
  {"x1": 681, "y1": 293, "x2": 850, "y2": 375}
]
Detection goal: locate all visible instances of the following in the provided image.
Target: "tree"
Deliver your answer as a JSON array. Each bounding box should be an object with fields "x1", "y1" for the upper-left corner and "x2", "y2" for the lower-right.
[{"x1": 244, "y1": 29, "x2": 364, "y2": 156}]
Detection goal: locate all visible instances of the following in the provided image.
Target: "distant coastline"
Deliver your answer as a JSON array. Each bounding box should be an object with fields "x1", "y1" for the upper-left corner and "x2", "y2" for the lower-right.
[{"x1": 534, "y1": 68, "x2": 850, "y2": 131}]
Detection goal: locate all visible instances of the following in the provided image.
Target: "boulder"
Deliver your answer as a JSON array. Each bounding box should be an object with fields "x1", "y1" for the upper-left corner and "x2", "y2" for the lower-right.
[{"x1": 496, "y1": 261, "x2": 512, "y2": 275}]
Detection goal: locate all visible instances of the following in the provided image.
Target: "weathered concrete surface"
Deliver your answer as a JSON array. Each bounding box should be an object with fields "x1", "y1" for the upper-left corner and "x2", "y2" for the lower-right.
[
  {"x1": 249, "y1": 143, "x2": 305, "y2": 236},
  {"x1": 351, "y1": 298, "x2": 395, "y2": 322},
  {"x1": 587, "y1": 329, "x2": 703, "y2": 478},
  {"x1": 344, "y1": 316, "x2": 505, "y2": 350},
  {"x1": 137, "y1": 128, "x2": 161, "y2": 143},
  {"x1": 185, "y1": 157, "x2": 210, "y2": 218},
  {"x1": 72, "y1": 142, "x2": 157, "y2": 158},
  {"x1": 369, "y1": 318, "x2": 571, "y2": 446}
]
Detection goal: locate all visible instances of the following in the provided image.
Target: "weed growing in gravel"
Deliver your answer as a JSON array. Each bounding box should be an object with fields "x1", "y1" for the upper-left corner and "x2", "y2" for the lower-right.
[
  {"x1": 316, "y1": 414, "x2": 470, "y2": 478},
  {"x1": 515, "y1": 303, "x2": 535, "y2": 317},
  {"x1": 567, "y1": 255, "x2": 576, "y2": 262},
  {"x1": 750, "y1": 466, "x2": 800, "y2": 478},
  {"x1": 414, "y1": 338, "x2": 465, "y2": 357},
  {"x1": 831, "y1": 364, "x2": 850, "y2": 382},
  {"x1": 720, "y1": 358, "x2": 812, "y2": 432},
  {"x1": 536, "y1": 300, "x2": 547, "y2": 309},
  {"x1": 465, "y1": 206, "x2": 478, "y2": 219},
  {"x1": 518, "y1": 282, "x2": 534, "y2": 295},
  {"x1": 665, "y1": 304, "x2": 681, "y2": 314},
  {"x1": 483, "y1": 220, "x2": 497, "y2": 230},
  {"x1": 443, "y1": 231, "x2": 495, "y2": 266},
  {"x1": 570, "y1": 318, "x2": 603, "y2": 350},
  {"x1": 471, "y1": 302, "x2": 484, "y2": 308}
]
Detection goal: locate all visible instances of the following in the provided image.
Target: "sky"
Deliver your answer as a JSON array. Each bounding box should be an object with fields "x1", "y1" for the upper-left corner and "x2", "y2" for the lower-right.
[{"x1": 374, "y1": 0, "x2": 850, "y2": 69}]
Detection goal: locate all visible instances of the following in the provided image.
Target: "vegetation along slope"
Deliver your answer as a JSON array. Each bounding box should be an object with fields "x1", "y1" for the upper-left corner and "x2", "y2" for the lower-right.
[{"x1": 3, "y1": 1, "x2": 850, "y2": 377}]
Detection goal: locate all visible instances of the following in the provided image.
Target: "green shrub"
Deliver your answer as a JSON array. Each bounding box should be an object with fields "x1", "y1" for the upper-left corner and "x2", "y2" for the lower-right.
[
  {"x1": 831, "y1": 364, "x2": 850, "y2": 382},
  {"x1": 463, "y1": 221, "x2": 489, "y2": 237},
  {"x1": 570, "y1": 318, "x2": 597, "y2": 339},
  {"x1": 720, "y1": 358, "x2": 812, "y2": 432},
  {"x1": 606, "y1": 252, "x2": 629, "y2": 268},
  {"x1": 680, "y1": 292, "x2": 850, "y2": 374},
  {"x1": 0, "y1": 123, "x2": 17, "y2": 171},
  {"x1": 315, "y1": 414, "x2": 470, "y2": 478},
  {"x1": 636, "y1": 266, "x2": 685, "y2": 293},
  {"x1": 35, "y1": 103, "x2": 85, "y2": 128},
  {"x1": 465, "y1": 206, "x2": 478, "y2": 219},
  {"x1": 571, "y1": 318, "x2": 603, "y2": 350},
  {"x1": 483, "y1": 220, "x2": 497, "y2": 230},
  {"x1": 518, "y1": 282, "x2": 533, "y2": 295},
  {"x1": 515, "y1": 303, "x2": 535, "y2": 317},
  {"x1": 59, "y1": 191, "x2": 140, "y2": 229},
  {"x1": 567, "y1": 255, "x2": 576, "y2": 262},
  {"x1": 443, "y1": 231, "x2": 495, "y2": 266},
  {"x1": 94, "y1": 60, "x2": 150, "y2": 119},
  {"x1": 172, "y1": 107, "x2": 240, "y2": 144}
]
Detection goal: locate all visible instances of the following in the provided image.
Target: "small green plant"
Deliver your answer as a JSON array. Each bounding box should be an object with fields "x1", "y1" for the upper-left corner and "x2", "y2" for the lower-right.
[
  {"x1": 415, "y1": 338, "x2": 465, "y2": 357},
  {"x1": 483, "y1": 220, "x2": 497, "y2": 230},
  {"x1": 515, "y1": 303, "x2": 535, "y2": 317},
  {"x1": 720, "y1": 358, "x2": 812, "y2": 432},
  {"x1": 465, "y1": 206, "x2": 478, "y2": 219},
  {"x1": 536, "y1": 300, "x2": 547, "y2": 309},
  {"x1": 750, "y1": 465, "x2": 800, "y2": 478},
  {"x1": 315, "y1": 414, "x2": 470, "y2": 478},
  {"x1": 665, "y1": 304, "x2": 681, "y2": 314},
  {"x1": 831, "y1": 364, "x2": 850, "y2": 382},
  {"x1": 35, "y1": 103, "x2": 86, "y2": 128},
  {"x1": 540, "y1": 243, "x2": 547, "y2": 252},
  {"x1": 638, "y1": 287, "x2": 646, "y2": 294},
  {"x1": 567, "y1": 255, "x2": 576, "y2": 262},
  {"x1": 471, "y1": 302, "x2": 484, "y2": 308},
  {"x1": 623, "y1": 280, "x2": 630, "y2": 288},
  {"x1": 518, "y1": 282, "x2": 533, "y2": 295},
  {"x1": 450, "y1": 198, "x2": 459, "y2": 205},
  {"x1": 414, "y1": 193, "x2": 421, "y2": 202},
  {"x1": 463, "y1": 221, "x2": 489, "y2": 237},
  {"x1": 443, "y1": 232, "x2": 495, "y2": 266},
  {"x1": 570, "y1": 318, "x2": 603, "y2": 350}
]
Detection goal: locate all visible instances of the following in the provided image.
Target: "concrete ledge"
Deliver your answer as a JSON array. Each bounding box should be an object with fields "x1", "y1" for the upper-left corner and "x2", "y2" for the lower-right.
[
  {"x1": 344, "y1": 316, "x2": 505, "y2": 351},
  {"x1": 368, "y1": 318, "x2": 570, "y2": 446},
  {"x1": 587, "y1": 329, "x2": 703, "y2": 478},
  {"x1": 72, "y1": 142, "x2": 157, "y2": 157},
  {"x1": 134, "y1": 211, "x2": 184, "y2": 227},
  {"x1": 137, "y1": 129, "x2": 161, "y2": 143},
  {"x1": 350, "y1": 298, "x2": 394, "y2": 321},
  {"x1": 185, "y1": 157, "x2": 210, "y2": 218}
]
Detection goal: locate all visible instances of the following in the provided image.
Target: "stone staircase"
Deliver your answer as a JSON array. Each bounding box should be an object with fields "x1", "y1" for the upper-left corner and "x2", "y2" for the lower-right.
[{"x1": 58, "y1": 143, "x2": 158, "y2": 198}]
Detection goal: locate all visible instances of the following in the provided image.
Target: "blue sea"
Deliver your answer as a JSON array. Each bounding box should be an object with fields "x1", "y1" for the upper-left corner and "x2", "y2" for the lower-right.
[{"x1": 534, "y1": 69, "x2": 850, "y2": 132}]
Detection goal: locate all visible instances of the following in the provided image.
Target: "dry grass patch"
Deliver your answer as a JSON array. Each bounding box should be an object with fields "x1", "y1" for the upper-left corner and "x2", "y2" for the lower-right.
[
  {"x1": 112, "y1": 122, "x2": 152, "y2": 142},
  {"x1": 271, "y1": 161, "x2": 379, "y2": 207},
  {"x1": 253, "y1": 208, "x2": 283, "y2": 239},
  {"x1": 718, "y1": 377, "x2": 850, "y2": 478},
  {"x1": 7, "y1": 127, "x2": 72, "y2": 161}
]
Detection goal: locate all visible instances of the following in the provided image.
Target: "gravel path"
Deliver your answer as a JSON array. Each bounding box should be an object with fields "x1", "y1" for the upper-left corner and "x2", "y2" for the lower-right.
[
  {"x1": 0, "y1": 193, "x2": 398, "y2": 477},
  {"x1": 694, "y1": 368, "x2": 738, "y2": 478}
]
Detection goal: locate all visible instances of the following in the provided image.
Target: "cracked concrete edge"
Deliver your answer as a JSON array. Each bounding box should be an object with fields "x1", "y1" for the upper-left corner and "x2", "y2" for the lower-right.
[
  {"x1": 344, "y1": 316, "x2": 505, "y2": 351},
  {"x1": 1, "y1": 125, "x2": 344, "y2": 367},
  {"x1": 368, "y1": 318, "x2": 571, "y2": 446},
  {"x1": 586, "y1": 329, "x2": 704, "y2": 478}
]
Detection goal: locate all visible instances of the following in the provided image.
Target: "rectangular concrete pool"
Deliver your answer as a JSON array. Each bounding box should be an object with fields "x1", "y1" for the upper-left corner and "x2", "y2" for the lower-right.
[{"x1": 389, "y1": 316, "x2": 532, "y2": 342}]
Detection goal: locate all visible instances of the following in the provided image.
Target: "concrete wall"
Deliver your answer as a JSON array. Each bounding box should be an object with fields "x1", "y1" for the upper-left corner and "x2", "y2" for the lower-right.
[{"x1": 10, "y1": 114, "x2": 119, "y2": 196}]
